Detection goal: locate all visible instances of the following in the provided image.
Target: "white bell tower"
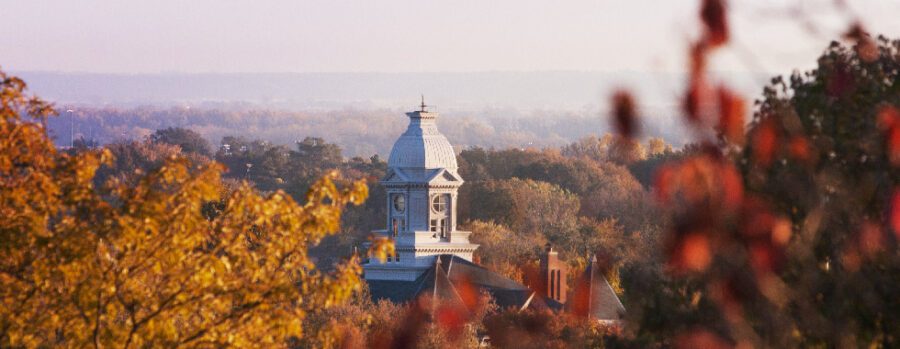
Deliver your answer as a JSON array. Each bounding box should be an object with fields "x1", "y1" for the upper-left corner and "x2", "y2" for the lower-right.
[{"x1": 364, "y1": 100, "x2": 478, "y2": 281}]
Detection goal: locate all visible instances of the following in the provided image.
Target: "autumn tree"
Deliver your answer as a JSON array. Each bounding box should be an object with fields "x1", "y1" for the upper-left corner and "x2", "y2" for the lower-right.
[
  {"x1": 150, "y1": 126, "x2": 213, "y2": 157},
  {"x1": 467, "y1": 220, "x2": 540, "y2": 282},
  {"x1": 460, "y1": 178, "x2": 580, "y2": 243},
  {"x1": 483, "y1": 308, "x2": 620, "y2": 349},
  {"x1": 0, "y1": 70, "x2": 390, "y2": 347},
  {"x1": 619, "y1": 1, "x2": 900, "y2": 344},
  {"x1": 94, "y1": 139, "x2": 213, "y2": 186},
  {"x1": 734, "y1": 36, "x2": 900, "y2": 346}
]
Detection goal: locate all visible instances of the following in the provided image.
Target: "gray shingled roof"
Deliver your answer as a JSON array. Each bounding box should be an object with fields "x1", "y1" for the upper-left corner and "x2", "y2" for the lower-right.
[
  {"x1": 567, "y1": 256, "x2": 626, "y2": 321},
  {"x1": 367, "y1": 254, "x2": 621, "y2": 318},
  {"x1": 367, "y1": 255, "x2": 538, "y2": 310}
]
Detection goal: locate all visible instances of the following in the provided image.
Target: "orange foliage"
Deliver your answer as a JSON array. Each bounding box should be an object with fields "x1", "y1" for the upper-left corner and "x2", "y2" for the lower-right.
[
  {"x1": 844, "y1": 22, "x2": 879, "y2": 62},
  {"x1": 670, "y1": 232, "x2": 712, "y2": 273},
  {"x1": 717, "y1": 87, "x2": 745, "y2": 145},
  {"x1": 751, "y1": 120, "x2": 778, "y2": 166},
  {"x1": 878, "y1": 105, "x2": 900, "y2": 166}
]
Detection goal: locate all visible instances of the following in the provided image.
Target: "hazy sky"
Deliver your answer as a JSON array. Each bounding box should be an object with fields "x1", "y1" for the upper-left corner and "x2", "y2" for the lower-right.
[{"x1": 2, "y1": 0, "x2": 899, "y2": 75}]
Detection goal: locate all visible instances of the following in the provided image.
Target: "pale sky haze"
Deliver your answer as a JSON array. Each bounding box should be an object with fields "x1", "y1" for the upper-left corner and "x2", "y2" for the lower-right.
[{"x1": 2, "y1": 0, "x2": 900, "y2": 76}]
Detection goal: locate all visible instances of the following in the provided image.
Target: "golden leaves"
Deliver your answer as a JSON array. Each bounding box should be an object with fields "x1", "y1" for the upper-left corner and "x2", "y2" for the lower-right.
[
  {"x1": 367, "y1": 236, "x2": 395, "y2": 264},
  {"x1": 0, "y1": 69, "x2": 375, "y2": 348}
]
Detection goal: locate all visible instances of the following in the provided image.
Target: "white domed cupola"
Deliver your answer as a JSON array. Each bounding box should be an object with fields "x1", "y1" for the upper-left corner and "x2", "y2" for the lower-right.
[
  {"x1": 365, "y1": 99, "x2": 478, "y2": 282},
  {"x1": 387, "y1": 109, "x2": 458, "y2": 171}
]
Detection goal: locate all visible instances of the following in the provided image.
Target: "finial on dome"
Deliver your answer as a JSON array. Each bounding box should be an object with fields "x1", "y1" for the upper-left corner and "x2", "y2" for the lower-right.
[{"x1": 420, "y1": 94, "x2": 427, "y2": 112}]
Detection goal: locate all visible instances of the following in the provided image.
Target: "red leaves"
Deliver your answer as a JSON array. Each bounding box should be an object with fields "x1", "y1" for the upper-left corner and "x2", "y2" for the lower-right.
[
  {"x1": 751, "y1": 118, "x2": 811, "y2": 168},
  {"x1": 826, "y1": 61, "x2": 855, "y2": 98},
  {"x1": 655, "y1": 154, "x2": 744, "y2": 213},
  {"x1": 788, "y1": 136, "x2": 810, "y2": 162},
  {"x1": 675, "y1": 328, "x2": 732, "y2": 349},
  {"x1": 657, "y1": 154, "x2": 746, "y2": 274},
  {"x1": 891, "y1": 190, "x2": 900, "y2": 240},
  {"x1": 683, "y1": 78, "x2": 705, "y2": 124},
  {"x1": 748, "y1": 241, "x2": 780, "y2": 275},
  {"x1": 720, "y1": 163, "x2": 744, "y2": 209},
  {"x1": 670, "y1": 232, "x2": 713, "y2": 273},
  {"x1": 567, "y1": 273, "x2": 593, "y2": 317},
  {"x1": 700, "y1": 0, "x2": 729, "y2": 47},
  {"x1": 737, "y1": 199, "x2": 787, "y2": 275},
  {"x1": 684, "y1": 43, "x2": 709, "y2": 123},
  {"x1": 454, "y1": 276, "x2": 480, "y2": 312},
  {"x1": 771, "y1": 218, "x2": 792, "y2": 246},
  {"x1": 689, "y1": 42, "x2": 708, "y2": 78},
  {"x1": 611, "y1": 90, "x2": 638, "y2": 138},
  {"x1": 842, "y1": 221, "x2": 888, "y2": 272},
  {"x1": 878, "y1": 105, "x2": 900, "y2": 166},
  {"x1": 434, "y1": 304, "x2": 467, "y2": 338},
  {"x1": 435, "y1": 277, "x2": 483, "y2": 341},
  {"x1": 656, "y1": 152, "x2": 794, "y2": 278},
  {"x1": 844, "y1": 22, "x2": 878, "y2": 62},
  {"x1": 684, "y1": 1, "x2": 738, "y2": 137},
  {"x1": 717, "y1": 87, "x2": 746, "y2": 145},
  {"x1": 751, "y1": 120, "x2": 778, "y2": 167},
  {"x1": 739, "y1": 199, "x2": 775, "y2": 238},
  {"x1": 857, "y1": 221, "x2": 884, "y2": 256}
]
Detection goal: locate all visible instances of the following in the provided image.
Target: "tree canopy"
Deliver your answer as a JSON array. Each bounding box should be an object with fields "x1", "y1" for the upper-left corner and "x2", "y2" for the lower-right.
[
  {"x1": 0, "y1": 70, "x2": 390, "y2": 347},
  {"x1": 150, "y1": 127, "x2": 213, "y2": 157}
]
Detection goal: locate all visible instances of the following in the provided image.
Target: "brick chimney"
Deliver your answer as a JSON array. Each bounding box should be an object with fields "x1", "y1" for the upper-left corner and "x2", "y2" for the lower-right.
[{"x1": 540, "y1": 244, "x2": 567, "y2": 303}]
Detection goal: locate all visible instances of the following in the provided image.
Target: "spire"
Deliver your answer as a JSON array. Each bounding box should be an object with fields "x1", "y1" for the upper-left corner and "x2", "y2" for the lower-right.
[{"x1": 408, "y1": 95, "x2": 436, "y2": 120}]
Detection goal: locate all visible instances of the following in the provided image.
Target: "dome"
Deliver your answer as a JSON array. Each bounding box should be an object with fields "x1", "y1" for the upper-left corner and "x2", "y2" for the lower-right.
[{"x1": 388, "y1": 111, "x2": 458, "y2": 170}]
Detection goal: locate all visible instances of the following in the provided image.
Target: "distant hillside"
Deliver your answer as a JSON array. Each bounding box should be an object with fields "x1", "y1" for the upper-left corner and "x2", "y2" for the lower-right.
[
  {"x1": 48, "y1": 106, "x2": 696, "y2": 157},
  {"x1": 27, "y1": 71, "x2": 769, "y2": 155}
]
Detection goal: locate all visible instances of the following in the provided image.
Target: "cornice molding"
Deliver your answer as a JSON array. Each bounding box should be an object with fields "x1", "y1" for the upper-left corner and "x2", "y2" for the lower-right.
[{"x1": 382, "y1": 182, "x2": 461, "y2": 189}]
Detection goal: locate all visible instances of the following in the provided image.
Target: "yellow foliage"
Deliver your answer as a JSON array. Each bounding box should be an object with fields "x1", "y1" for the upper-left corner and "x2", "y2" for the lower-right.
[{"x1": 0, "y1": 69, "x2": 386, "y2": 347}]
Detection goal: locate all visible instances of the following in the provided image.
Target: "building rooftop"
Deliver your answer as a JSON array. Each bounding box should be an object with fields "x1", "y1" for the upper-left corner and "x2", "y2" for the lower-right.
[
  {"x1": 387, "y1": 110, "x2": 458, "y2": 171},
  {"x1": 367, "y1": 255, "x2": 543, "y2": 310}
]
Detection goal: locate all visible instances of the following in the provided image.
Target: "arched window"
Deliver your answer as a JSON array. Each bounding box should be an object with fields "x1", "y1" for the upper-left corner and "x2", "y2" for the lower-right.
[
  {"x1": 430, "y1": 194, "x2": 450, "y2": 239},
  {"x1": 431, "y1": 194, "x2": 447, "y2": 213}
]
